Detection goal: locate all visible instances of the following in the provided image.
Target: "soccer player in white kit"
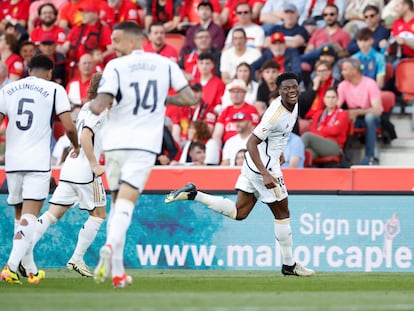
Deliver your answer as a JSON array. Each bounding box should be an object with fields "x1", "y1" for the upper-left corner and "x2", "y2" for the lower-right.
[
  {"x1": 19, "y1": 73, "x2": 107, "y2": 278},
  {"x1": 91, "y1": 21, "x2": 195, "y2": 288},
  {"x1": 0, "y1": 55, "x2": 80, "y2": 284},
  {"x1": 166, "y1": 73, "x2": 315, "y2": 277}
]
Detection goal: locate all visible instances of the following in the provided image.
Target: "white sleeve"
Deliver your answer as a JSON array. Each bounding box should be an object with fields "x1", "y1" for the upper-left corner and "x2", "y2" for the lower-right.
[
  {"x1": 169, "y1": 61, "x2": 189, "y2": 92},
  {"x1": 98, "y1": 60, "x2": 119, "y2": 96},
  {"x1": 0, "y1": 89, "x2": 6, "y2": 115},
  {"x1": 55, "y1": 84, "x2": 72, "y2": 115}
]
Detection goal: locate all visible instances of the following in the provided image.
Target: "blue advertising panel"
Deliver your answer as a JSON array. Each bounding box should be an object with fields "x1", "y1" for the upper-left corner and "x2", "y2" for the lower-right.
[{"x1": 0, "y1": 194, "x2": 412, "y2": 272}]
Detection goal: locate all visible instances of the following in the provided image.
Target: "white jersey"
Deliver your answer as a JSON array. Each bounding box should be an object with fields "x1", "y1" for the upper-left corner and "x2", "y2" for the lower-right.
[
  {"x1": 0, "y1": 76, "x2": 71, "y2": 172},
  {"x1": 98, "y1": 49, "x2": 188, "y2": 153},
  {"x1": 60, "y1": 102, "x2": 106, "y2": 183},
  {"x1": 245, "y1": 96, "x2": 298, "y2": 173}
]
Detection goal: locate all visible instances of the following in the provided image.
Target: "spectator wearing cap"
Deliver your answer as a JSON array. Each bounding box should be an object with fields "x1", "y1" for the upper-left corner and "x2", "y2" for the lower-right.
[
  {"x1": 352, "y1": 27, "x2": 386, "y2": 89},
  {"x1": 180, "y1": 0, "x2": 225, "y2": 56},
  {"x1": 61, "y1": 2, "x2": 113, "y2": 77},
  {"x1": 170, "y1": 82, "x2": 217, "y2": 144},
  {"x1": 250, "y1": 32, "x2": 301, "y2": 81},
  {"x1": 347, "y1": 5, "x2": 390, "y2": 55},
  {"x1": 265, "y1": 3, "x2": 309, "y2": 54},
  {"x1": 37, "y1": 33, "x2": 66, "y2": 85},
  {"x1": 0, "y1": 0, "x2": 31, "y2": 31},
  {"x1": 220, "y1": 28, "x2": 261, "y2": 84},
  {"x1": 0, "y1": 33, "x2": 24, "y2": 81},
  {"x1": 180, "y1": 28, "x2": 222, "y2": 81},
  {"x1": 180, "y1": 0, "x2": 222, "y2": 28},
  {"x1": 302, "y1": 17, "x2": 318, "y2": 37},
  {"x1": 221, "y1": 111, "x2": 254, "y2": 166},
  {"x1": 220, "y1": 0, "x2": 264, "y2": 32},
  {"x1": 212, "y1": 79, "x2": 260, "y2": 146},
  {"x1": 301, "y1": 4, "x2": 351, "y2": 67},
  {"x1": 30, "y1": 3, "x2": 66, "y2": 49},
  {"x1": 144, "y1": 0, "x2": 181, "y2": 33},
  {"x1": 101, "y1": 0, "x2": 141, "y2": 28},
  {"x1": 223, "y1": 2, "x2": 265, "y2": 50},
  {"x1": 302, "y1": 45, "x2": 341, "y2": 88},
  {"x1": 337, "y1": 58, "x2": 382, "y2": 165},
  {"x1": 144, "y1": 22, "x2": 179, "y2": 63}
]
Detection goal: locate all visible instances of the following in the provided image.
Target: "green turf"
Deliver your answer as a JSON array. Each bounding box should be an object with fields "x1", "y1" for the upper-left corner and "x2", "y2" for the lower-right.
[{"x1": 1, "y1": 270, "x2": 413, "y2": 311}]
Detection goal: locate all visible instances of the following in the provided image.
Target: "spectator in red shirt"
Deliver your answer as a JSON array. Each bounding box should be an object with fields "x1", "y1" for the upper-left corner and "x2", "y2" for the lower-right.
[
  {"x1": 220, "y1": 0, "x2": 265, "y2": 31},
  {"x1": 57, "y1": 0, "x2": 86, "y2": 30},
  {"x1": 143, "y1": 21, "x2": 179, "y2": 63},
  {"x1": 0, "y1": 0, "x2": 31, "y2": 31},
  {"x1": 30, "y1": 3, "x2": 66, "y2": 48},
  {"x1": 194, "y1": 52, "x2": 225, "y2": 111},
  {"x1": 0, "y1": 33, "x2": 24, "y2": 81},
  {"x1": 212, "y1": 79, "x2": 260, "y2": 145},
  {"x1": 144, "y1": 0, "x2": 181, "y2": 33},
  {"x1": 171, "y1": 82, "x2": 217, "y2": 143},
  {"x1": 180, "y1": 0, "x2": 222, "y2": 28},
  {"x1": 391, "y1": 0, "x2": 414, "y2": 60},
  {"x1": 61, "y1": 2, "x2": 113, "y2": 78},
  {"x1": 101, "y1": 0, "x2": 141, "y2": 28},
  {"x1": 66, "y1": 53, "x2": 95, "y2": 106}
]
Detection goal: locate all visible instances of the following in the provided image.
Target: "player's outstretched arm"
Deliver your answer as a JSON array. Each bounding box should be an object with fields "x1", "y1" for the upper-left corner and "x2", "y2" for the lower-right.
[
  {"x1": 59, "y1": 111, "x2": 80, "y2": 157},
  {"x1": 166, "y1": 85, "x2": 195, "y2": 107},
  {"x1": 90, "y1": 94, "x2": 114, "y2": 115},
  {"x1": 80, "y1": 127, "x2": 104, "y2": 177}
]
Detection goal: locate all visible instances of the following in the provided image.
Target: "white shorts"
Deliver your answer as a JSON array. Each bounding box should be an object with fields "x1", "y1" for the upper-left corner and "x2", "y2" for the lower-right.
[
  {"x1": 104, "y1": 150, "x2": 156, "y2": 192},
  {"x1": 235, "y1": 164, "x2": 288, "y2": 203},
  {"x1": 6, "y1": 172, "x2": 51, "y2": 205},
  {"x1": 49, "y1": 177, "x2": 106, "y2": 211}
]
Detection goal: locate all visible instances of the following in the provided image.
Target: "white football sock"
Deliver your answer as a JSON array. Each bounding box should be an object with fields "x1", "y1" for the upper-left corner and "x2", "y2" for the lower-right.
[
  {"x1": 274, "y1": 218, "x2": 295, "y2": 266},
  {"x1": 7, "y1": 214, "x2": 37, "y2": 272},
  {"x1": 21, "y1": 211, "x2": 58, "y2": 274},
  {"x1": 106, "y1": 199, "x2": 134, "y2": 277},
  {"x1": 71, "y1": 216, "x2": 104, "y2": 262},
  {"x1": 195, "y1": 191, "x2": 237, "y2": 219}
]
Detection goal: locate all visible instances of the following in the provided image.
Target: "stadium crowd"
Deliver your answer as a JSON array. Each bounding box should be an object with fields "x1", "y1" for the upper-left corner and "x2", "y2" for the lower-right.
[{"x1": 0, "y1": 0, "x2": 410, "y2": 167}]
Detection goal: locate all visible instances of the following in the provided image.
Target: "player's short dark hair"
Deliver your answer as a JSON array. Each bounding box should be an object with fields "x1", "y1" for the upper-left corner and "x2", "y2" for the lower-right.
[
  {"x1": 28, "y1": 54, "x2": 54, "y2": 71},
  {"x1": 402, "y1": 0, "x2": 413, "y2": 10},
  {"x1": 113, "y1": 21, "x2": 143, "y2": 37},
  {"x1": 276, "y1": 72, "x2": 299, "y2": 88}
]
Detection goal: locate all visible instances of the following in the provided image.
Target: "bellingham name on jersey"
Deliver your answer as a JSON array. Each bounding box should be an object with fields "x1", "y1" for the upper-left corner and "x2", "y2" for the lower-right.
[{"x1": 5, "y1": 82, "x2": 51, "y2": 98}]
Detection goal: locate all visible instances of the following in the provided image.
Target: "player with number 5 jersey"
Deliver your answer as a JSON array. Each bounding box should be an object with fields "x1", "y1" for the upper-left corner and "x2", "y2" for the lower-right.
[
  {"x1": 91, "y1": 21, "x2": 195, "y2": 288},
  {"x1": 0, "y1": 55, "x2": 79, "y2": 285}
]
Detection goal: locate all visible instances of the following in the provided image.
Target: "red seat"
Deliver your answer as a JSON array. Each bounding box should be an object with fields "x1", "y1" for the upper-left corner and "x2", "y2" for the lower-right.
[
  {"x1": 164, "y1": 33, "x2": 185, "y2": 55},
  {"x1": 395, "y1": 58, "x2": 414, "y2": 114},
  {"x1": 53, "y1": 121, "x2": 65, "y2": 141},
  {"x1": 304, "y1": 149, "x2": 313, "y2": 167}
]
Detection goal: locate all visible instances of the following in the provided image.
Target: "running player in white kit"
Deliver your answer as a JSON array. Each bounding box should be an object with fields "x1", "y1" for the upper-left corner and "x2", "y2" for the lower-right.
[
  {"x1": 166, "y1": 73, "x2": 315, "y2": 277},
  {"x1": 0, "y1": 55, "x2": 80, "y2": 284},
  {"x1": 19, "y1": 73, "x2": 107, "y2": 278},
  {"x1": 91, "y1": 21, "x2": 195, "y2": 288}
]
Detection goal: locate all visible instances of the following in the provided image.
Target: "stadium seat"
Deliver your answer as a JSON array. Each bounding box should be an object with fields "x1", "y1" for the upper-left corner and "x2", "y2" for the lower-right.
[
  {"x1": 395, "y1": 58, "x2": 414, "y2": 115},
  {"x1": 53, "y1": 121, "x2": 66, "y2": 141},
  {"x1": 164, "y1": 33, "x2": 185, "y2": 54},
  {"x1": 395, "y1": 58, "x2": 414, "y2": 128},
  {"x1": 304, "y1": 149, "x2": 313, "y2": 167}
]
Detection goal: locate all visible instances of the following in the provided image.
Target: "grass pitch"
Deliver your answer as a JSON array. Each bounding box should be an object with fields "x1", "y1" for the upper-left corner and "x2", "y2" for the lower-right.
[{"x1": 1, "y1": 269, "x2": 413, "y2": 311}]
